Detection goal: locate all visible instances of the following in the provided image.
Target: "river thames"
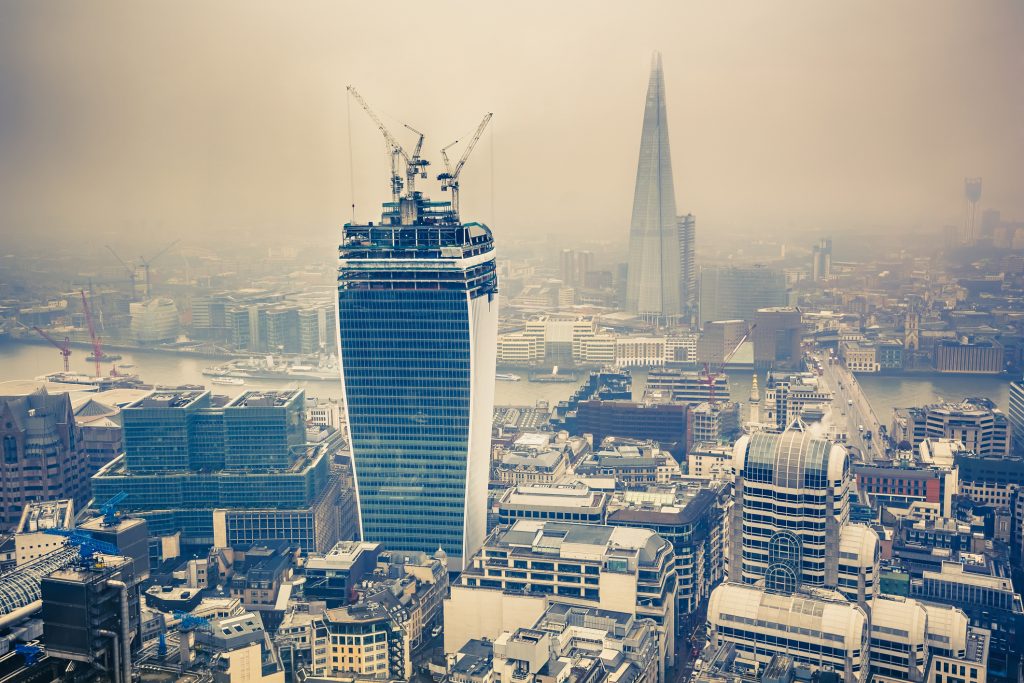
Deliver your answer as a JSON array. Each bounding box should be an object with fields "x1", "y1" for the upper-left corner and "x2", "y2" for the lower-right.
[{"x1": 0, "y1": 341, "x2": 1013, "y2": 424}]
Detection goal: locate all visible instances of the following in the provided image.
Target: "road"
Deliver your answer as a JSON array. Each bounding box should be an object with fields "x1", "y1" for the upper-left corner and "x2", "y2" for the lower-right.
[{"x1": 816, "y1": 352, "x2": 884, "y2": 463}]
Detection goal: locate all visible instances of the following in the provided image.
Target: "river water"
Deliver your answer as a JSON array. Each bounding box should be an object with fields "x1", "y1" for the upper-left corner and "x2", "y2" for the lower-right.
[{"x1": 0, "y1": 341, "x2": 1012, "y2": 424}]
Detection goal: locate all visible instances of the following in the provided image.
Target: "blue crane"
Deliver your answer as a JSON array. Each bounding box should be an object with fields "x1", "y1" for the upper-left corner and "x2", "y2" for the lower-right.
[
  {"x1": 15, "y1": 644, "x2": 42, "y2": 667},
  {"x1": 42, "y1": 528, "x2": 120, "y2": 562},
  {"x1": 173, "y1": 611, "x2": 211, "y2": 632},
  {"x1": 99, "y1": 491, "x2": 128, "y2": 526}
]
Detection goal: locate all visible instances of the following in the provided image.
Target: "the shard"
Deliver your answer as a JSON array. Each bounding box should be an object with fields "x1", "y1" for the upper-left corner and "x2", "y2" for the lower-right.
[{"x1": 626, "y1": 52, "x2": 682, "y2": 320}]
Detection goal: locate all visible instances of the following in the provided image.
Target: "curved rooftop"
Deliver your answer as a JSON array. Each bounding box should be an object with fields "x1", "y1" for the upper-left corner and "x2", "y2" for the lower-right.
[
  {"x1": 708, "y1": 583, "x2": 867, "y2": 649},
  {"x1": 0, "y1": 546, "x2": 79, "y2": 616},
  {"x1": 733, "y1": 429, "x2": 849, "y2": 489}
]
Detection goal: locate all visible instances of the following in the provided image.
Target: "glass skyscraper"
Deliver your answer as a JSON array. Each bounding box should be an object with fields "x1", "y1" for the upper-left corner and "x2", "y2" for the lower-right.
[
  {"x1": 626, "y1": 52, "x2": 683, "y2": 321},
  {"x1": 337, "y1": 191, "x2": 498, "y2": 569}
]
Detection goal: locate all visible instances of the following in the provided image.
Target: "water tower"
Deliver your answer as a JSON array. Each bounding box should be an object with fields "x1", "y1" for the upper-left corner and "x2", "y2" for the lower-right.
[{"x1": 964, "y1": 177, "x2": 982, "y2": 243}]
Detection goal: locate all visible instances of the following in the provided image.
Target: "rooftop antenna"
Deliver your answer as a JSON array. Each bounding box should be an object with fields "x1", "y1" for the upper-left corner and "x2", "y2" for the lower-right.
[{"x1": 438, "y1": 113, "x2": 493, "y2": 218}]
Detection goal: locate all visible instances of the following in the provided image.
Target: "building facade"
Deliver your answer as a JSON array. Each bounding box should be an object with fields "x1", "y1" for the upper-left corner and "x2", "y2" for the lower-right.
[
  {"x1": 0, "y1": 390, "x2": 88, "y2": 528},
  {"x1": 626, "y1": 52, "x2": 682, "y2": 321},
  {"x1": 337, "y1": 189, "x2": 498, "y2": 569}
]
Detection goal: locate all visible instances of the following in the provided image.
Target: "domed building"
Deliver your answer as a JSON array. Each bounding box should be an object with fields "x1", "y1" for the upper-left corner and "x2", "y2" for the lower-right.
[{"x1": 727, "y1": 423, "x2": 879, "y2": 603}]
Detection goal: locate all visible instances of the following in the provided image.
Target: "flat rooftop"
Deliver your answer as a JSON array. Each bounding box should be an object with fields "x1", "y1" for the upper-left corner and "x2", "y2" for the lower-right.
[
  {"x1": 129, "y1": 389, "x2": 207, "y2": 409},
  {"x1": 227, "y1": 389, "x2": 303, "y2": 408}
]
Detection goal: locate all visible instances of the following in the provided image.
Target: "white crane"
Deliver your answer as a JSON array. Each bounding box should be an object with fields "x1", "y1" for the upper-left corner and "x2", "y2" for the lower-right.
[
  {"x1": 347, "y1": 86, "x2": 428, "y2": 203},
  {"x1": 438, "y1": 113, "x2": 493, "y2": 217}
]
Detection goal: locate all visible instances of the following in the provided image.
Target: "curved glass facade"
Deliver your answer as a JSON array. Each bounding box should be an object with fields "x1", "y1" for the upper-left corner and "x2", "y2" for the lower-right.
[{"x1": 338, "y1": 196, "x2": 497, "y2": 566}]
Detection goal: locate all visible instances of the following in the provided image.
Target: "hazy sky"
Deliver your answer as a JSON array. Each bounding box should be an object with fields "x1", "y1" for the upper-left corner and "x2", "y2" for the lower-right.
[{"x1": 1, "y1": 1, "x2": 1022, "y2": 251}]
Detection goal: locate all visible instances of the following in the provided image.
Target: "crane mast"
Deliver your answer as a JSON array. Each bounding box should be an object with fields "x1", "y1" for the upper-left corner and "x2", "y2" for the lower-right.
[
  {"x1": 347, "y1": 86, "x2": 412, "y2": 204},
  {"x1": 33, "y1": 326, "x2": 71, "y2": 372},
  {"x1": 438, "y1": 113, "x2": 493, "y2": 217}
]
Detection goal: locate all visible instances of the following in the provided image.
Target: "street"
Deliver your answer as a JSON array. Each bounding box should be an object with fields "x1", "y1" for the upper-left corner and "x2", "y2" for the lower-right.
[{"x1": 815, "y1": 351, "x2": 884, "y2": 463}]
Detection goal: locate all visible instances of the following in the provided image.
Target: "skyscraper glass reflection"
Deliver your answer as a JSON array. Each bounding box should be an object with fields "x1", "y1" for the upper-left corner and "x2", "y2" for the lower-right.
[{"x1": 337, "y1": 192, "x2": 498, "y2": 569}]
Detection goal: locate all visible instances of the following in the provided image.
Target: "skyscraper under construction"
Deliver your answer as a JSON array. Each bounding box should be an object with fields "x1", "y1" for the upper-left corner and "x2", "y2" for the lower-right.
[{"x1": 338, "y1": 92, "x2": 497, "y2": 569}]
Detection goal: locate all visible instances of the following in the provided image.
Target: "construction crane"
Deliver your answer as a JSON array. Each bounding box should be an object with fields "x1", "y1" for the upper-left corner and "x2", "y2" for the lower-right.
[
  {"x1": 99, "y1": 491, "x2": 129, "y2": 527},
  {"x1": 702, "y1": 323, "x2": 756, "y2": 404},
  {"x1": 437, "y1": 113, "x2": 493, "y2": 217},
  {"x1": 33, "y1": 326, "x2": 72, "y2": 372},
  {"x1": 42, "y1": 528, "x2": 121, "y2": 565},
  {"x1": 347, "y1": 86, "x2": 425, "y2": 204},
  {"x1": 14, "y1": 644, "x2": 43, "y2": 667},
  {"x1": 105, "y1": 245, "x2": 138, "y2": 300},
  {"x1": 139, "y1": 239, "x2": 180, "y2": 299},
  {"x1": 80, "y1": 290, "x2": 103, "y2": 378}
]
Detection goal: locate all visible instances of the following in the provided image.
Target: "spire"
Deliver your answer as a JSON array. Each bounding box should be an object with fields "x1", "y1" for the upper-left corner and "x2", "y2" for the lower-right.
[
  {"x1": 626, "y1": 51, "x2": 681, "y2": 319},
  {"x1": 750, "y1": 373, "x2": 760, "y2": 403}
]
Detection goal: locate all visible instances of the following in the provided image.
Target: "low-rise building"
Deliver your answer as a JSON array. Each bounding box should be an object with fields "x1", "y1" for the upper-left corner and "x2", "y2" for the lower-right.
[
  {"x1": 496, "y1": 483, "x2": 608, "y2": 526},
  {"x1": 445, "y1": 520, "x2": 678, "y2": 681}
]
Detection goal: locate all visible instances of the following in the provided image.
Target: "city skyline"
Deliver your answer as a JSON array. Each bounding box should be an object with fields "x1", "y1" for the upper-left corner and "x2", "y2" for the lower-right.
[{"x1": 1, "y1": 2, "x2": 1022, "y2": 247}]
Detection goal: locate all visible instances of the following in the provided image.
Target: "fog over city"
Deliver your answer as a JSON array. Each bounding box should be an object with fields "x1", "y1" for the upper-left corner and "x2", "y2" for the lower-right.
[{"x1": 1, "y1": 1, "x2": 1022, "y2": 253}]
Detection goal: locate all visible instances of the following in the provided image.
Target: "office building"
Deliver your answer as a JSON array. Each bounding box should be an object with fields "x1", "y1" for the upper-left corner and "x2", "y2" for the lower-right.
[
  {"x1": 706, "y1": 584, "x2": 869, "y2": 681},
  {"x1": 337, "y1": 166, "x2": 497, "y2": 570},
  {"x1": 574, "y1": 442, "x2": 682, "y2": 489},
  {"x1": 705, "y1": 586, "x2": 987, "y2": 683},
  {"x1": 688, "y1": 401, "x2": 741, "y2": 448},
  {"x1": 910, "y1": 561, "x2": 1021, "y2": 681},
  {"x1": 490, "y1": 604, "x2": 661, "y2": 683},
  {"x1": 679, "y1": 214, "x2": 697, "y2": 319},
  {"x1": 626, "y1": 53, "x2": 682, "y2": 321},
  {"x1": 855, "y1": 461, "x2": 959, "y2": 518},
  {"x1": 761, "y1": 372, "x2": 832, "y2": 432},
  {"x1": 72, "y1": 396, "x2": 123, "y2": 477},
  {"x1": 811, "y1": 238, "x2": 832, "y2": 281},
  {"x1": 752, "y1": 307, "x2": 802, "y2": 371},
  {"x1": 698, "y1": 266, "x2": 787, "y2": 326},
  {"x1": 729, "y1": 427, "x2": 879, "y2": 603},
  {"x1": 607, "y1": 481, "x2": 730, "y2": 633},
  {"x1": 0, "y1": 389, "x2": 88, "y2": 528},
  {"x1": 1009, "y1": 376, "x2": 1024, "y2": 454},
  {"x1": 566, "y1": 399, "x2": 689, "y2": 460},
  {"x1": 446, "y1": 520, "x2": 677, "y2": 680},
  {"x1": 92, "y1": 389, "x2": 340, "y2": 552},
  {"x1": 696, "y1": 320, "x2": 748, "y2": 365},
  {"x1": 687, "y1": 443, "x2": 734, "y2": 478},
  {"x1": 129, "y1": 297, "x2": 179, "y2": 343},
  {"x1": 934, "y1": 338, "x2": 1004, "y2": 374},
  {"x1": 41, "y1": 554, "x2": 141, "y2": 683},
  {"x1": 495, "y1": 483, "x2": 609, "y2": 527},
  {"x1": 892, "y1": 400, "x2": 1011, "y2": 457},
  {"x1": 645, "y1": 368, "x2": 729, "y2": 405}
]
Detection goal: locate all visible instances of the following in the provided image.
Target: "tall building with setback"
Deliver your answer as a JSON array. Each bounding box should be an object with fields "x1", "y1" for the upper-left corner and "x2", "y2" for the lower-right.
[
  {"x1": 0, "y1": 389, "x2": 88, "y2": 528},
  {"x1": 337, "y1": 160, "x2": 498, "y2": 570},
  {"x1": 92, "y1": 389, "x2": 340, "y2": 552},
  {"x1": 626, "y1": 52, "x2": 682, "y2": 321},
  {"x1": 678, "y1": 213, "x2": 696, "y2": 317}
]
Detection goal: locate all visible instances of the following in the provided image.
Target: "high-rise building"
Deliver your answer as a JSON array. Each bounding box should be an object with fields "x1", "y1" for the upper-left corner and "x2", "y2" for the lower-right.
[
  {"x1": 678, "y1": 213, "x2": 696, "y2": 316},
  {"x1": 626, "y1": 53, "x2": 682, "y2": 321},
  {"x1": 752, "y1": 306, "x2": 803, "y2": 370},
  {"x1": 698, "y1": 265, "x2": 787, "y2": 326},
  {"x1": 728, "y1": 426, "x2": 879, "y2": 603},
  {"x1": 93, "y1": 389, "x2": 341, "y2": 552},
  {"x1": 337, "y1": 172, "x2": 498, "y2": 570},
  {"x1": 1009, "y1": 376, "x2": 1024, "y2": 455},
  {"x1": 0, "y1": 389, "x2": 88, "y2": 528},
  {"x1": 811, "y1": 238, "x2": 832, "y2": 281}
]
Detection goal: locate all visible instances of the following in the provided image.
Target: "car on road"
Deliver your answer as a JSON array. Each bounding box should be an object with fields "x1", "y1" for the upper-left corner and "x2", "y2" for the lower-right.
[
  {"x1": 858, "y1": 424, "x2": 864, "y2": 431},
  {"x1": 848, "y1": 399, "x2": 853, "y2": 405}
]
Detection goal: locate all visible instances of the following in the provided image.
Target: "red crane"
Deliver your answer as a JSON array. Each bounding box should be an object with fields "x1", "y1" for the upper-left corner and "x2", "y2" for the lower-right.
[
  {"x1": 702, "y1": 323, "x2": 756, "y2": 404},
  {"x1": 33, "y1": 327, "x2": 72, "y2": 373},
  {"x1": 81, "y1": 290, "x2": 103, "y2": 378}
]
